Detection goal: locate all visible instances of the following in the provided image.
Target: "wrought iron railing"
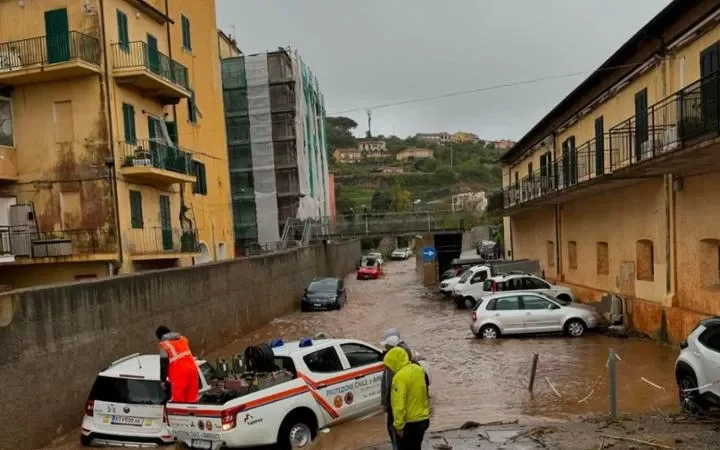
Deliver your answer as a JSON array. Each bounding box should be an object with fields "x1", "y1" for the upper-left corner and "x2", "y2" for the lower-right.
[
  {"x1": 0, "y1": 31, "x2": 100, "y2": 71},
  {"x1": 126, "y1": 227, "x2": 199, "y2": 255},
  {"x1": 112, "y1": 41, "x2": 189, "y2": 91},
  {"x1": 0, "y1": 226, "x2": 116, "y2": 257},
  {"x1": 119, "y1": 139, "x2": 194, "y2": 176}
]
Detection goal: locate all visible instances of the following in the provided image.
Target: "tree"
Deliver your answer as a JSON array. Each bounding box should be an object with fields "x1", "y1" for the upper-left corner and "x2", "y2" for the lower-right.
[
  {"x1": 371, "y1": 189, "x2": 393, "y2": 212},
  {"x1": 391, "y1": 181, "x2": 412, "y2": 212},
  {"x1": 326, "y1": 116, "x2": 359, "y2": 151},
  {"x1": 326, "y1": 116, "x2": 358, "y2": 130}
]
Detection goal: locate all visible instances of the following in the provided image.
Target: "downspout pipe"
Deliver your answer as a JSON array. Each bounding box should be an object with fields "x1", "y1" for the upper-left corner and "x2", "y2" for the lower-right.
[{"x1": 99, "y1": 0, "x2": 123, "y2": 270}]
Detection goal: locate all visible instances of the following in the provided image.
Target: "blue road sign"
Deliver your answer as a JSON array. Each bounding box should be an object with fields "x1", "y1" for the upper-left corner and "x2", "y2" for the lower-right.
[{"x1": 422, "y1": 246, "x2": 437, "y2": 262}]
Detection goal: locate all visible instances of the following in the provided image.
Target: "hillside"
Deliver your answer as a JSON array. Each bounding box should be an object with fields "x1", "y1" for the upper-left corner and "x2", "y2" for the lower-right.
[{"x1": 326, "y1": 117, "x2": 505, "y2": 214}]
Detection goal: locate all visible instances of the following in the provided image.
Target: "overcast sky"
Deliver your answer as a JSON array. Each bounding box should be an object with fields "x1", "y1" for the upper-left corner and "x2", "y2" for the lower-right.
[{"x1": 216, "y1": 0, "x2": 671, "y2": 141}]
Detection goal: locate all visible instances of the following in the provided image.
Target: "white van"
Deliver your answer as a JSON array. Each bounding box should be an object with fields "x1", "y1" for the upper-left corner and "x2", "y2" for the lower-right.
[{"x1": 81, "y1": 353, "x2": 214, "y2": 447}]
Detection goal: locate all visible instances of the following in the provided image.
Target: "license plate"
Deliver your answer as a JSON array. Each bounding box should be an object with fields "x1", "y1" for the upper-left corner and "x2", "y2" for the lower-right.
[
  {"x1": 191, "y1": 439, "x2": 212, "y2": 449},
  {"x1": 314, "y1": 303, "x2": 321, "y2": 308},
  {"x1": 111, "y1": 415, "x2": 144, "y2": 426}
]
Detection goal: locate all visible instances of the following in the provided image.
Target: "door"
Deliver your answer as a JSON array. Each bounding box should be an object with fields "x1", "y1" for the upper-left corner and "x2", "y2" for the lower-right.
[
  {"x1": 300, "y1": 345, "x2": 352, "y2": 425},
  {"x1": 521, "y1": 276, "x2": 551, "y2": 295},
  {"x1": 146, "y1": 34, "x2": 160, "y2": 74},
  {"x1": 45, "y1": 9, "x2": 70, "y2": 64},
  {"x1": 634, "y1": 89, "x2": 649, "y2": 161},
  {"x1": 561, "y1": 140, "x2": 570, "y2": 187},
  {"x1": 159, "y1": 195, "x2": 172, "y2": 251},
  {"x1": 521, "y1": 295, "x2": 564, "y2": 333},
  {"x1": 338, "y1": 343, "x2": 384, "y2": 416},
  {"x1": 491, "y1": 295, "x2": 525, "y2": 334},
  {"x1": 148, "y1": 116, "x2": 161, "y2": 165},
  {"x1": 595, "y1": 117, "x2": 604, "y2": 175},
  {"x1": 467, "y1": 269, "x2": 489, "y2": 297},
  {"x1": 700, "y1": 43, "x2": 720, "y2": 132},
  {"x1": 695, "y1": 325, "x2": 720, "y2": 398}
]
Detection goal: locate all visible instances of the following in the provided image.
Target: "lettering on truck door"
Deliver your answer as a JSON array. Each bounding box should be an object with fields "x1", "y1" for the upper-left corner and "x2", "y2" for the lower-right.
[{"x1": 338, "y1": 343, "x2": 384, "y2": 415}]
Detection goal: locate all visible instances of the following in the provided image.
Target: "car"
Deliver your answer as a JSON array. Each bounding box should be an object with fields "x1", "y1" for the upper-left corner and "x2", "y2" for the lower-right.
[
  {"x1": 675, "y1": 317, "x2": 720, "y2": 415},
  {"x1": 357, "y1": 258, "x2": 384, "y2": 280},
  {"x1": 301, "y1": 277, "x2": 347, "y2": 311},
  {"x1": 470, "y1": 291, "x2": 601, "y2": 339},
  {"x1": 367, "y1": 252, "x2": 384, "y2": 265},
  {"x1": 81, "y1": 353, "x2": 214, "y2": 447},
  {"x1": 167, "y1": 338, "x2": 400, "y2": 449},
  {"x1": 391, "y1": 248, "x2": 412, "y2": 260},
  {"x1": 454, "y1": 270, "x2": 575, "y2": 309}
]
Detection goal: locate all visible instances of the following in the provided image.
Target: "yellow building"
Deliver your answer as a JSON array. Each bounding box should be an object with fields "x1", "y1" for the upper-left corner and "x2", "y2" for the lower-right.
[
  {"x1": 0, "y1": 0, "x2": 232, "y2": 289},
  {"x1": 396, "y1": 148, "x2": 434, "y2": 161},
  {"x1": 488, "y1": 0, "x2": 720, "y2": 343},
  {"x1": 452, "y1": 131, "x2": 479, "y2": 144}
]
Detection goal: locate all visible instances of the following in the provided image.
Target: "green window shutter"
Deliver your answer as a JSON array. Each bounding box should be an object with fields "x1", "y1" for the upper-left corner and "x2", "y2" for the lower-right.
[
  {"x1": 201, "y1": 164, "x2": 208, "y2": 195},
  {"x1": 130, "y1": 190, "x2": 143, "y2": 228},
  {"x1": 187, "y1": 88, "x2": 197, "y2": 123},
  {"x1": 181, "y1": 15, "x2": 192, "y2": 50},
  {"x1": 122, "y1": 103, "x2": 136, "y2": 144},
  {"x1": 165, "y1": 120, "x2": 178, "y2": 147},
  {"x1": 192, "y1": 161, "x2": 200, "y2": 194},
  {"x1": 117, "y1": 10, "x2": 129, "y2": 50}
]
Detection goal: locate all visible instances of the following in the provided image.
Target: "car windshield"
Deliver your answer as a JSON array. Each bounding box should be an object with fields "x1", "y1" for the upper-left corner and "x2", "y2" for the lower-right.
[
  {"x1": 308, "y1": 279, "x2": 338, "y2": 292},
  {"x1": 459, "y1": 270, "x2": 474, "y2": 283},
  {"x1": 368, "y1": 253, "x2": 381, "y2": 258},
  {"x1": 89, "y1": 376, "x2": 167, "y2": 405},
  {"x1": 552, "y1": 295, "x2": 571, "y2": 306}
]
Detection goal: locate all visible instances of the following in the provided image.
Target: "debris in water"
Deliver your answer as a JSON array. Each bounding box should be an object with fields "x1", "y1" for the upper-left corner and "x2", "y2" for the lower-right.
[{"x1": 460, "y1": 421, "x2": 480, "y2": 429}]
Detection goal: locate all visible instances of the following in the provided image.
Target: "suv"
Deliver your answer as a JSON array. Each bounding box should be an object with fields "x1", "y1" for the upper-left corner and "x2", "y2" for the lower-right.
[
  {"x1": 470, "y1": 291, "x2": 600, "y2": 339},
  {"x1": 81, "y1": 353, "x2": 214, "y2": 446},
  {"x1": 454, "y1": 272, "x2": 576, "y2": 309},
  {"x1": 675, "y1": 317, "x2": 720, "y2": 414}
]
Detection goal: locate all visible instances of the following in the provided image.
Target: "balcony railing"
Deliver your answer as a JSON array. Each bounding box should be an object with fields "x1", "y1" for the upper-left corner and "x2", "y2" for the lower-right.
[
  {"x1": 0, "y1": 226, "x2": 116, "y2": 257},
  {"x1": 0, "y1": 31, "x2": 100, "y2": 71},
  {"x1": 490, "y1": 70, "x2": 720, "y2": 213},
  {"x1": 112, "y1": 41, "x2": 189, "y2": 91},
  {"x1": 126, "y1": 227, "x2": 199, "y2": 255},
  {"x1": 119, "y1": 139, "x2": 194, "y2": 176}
]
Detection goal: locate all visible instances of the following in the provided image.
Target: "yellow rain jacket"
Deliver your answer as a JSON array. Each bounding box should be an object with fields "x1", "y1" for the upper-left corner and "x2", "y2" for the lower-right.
[{"x1": 383, "y1": 347, "x2": 430, "y2": 431}]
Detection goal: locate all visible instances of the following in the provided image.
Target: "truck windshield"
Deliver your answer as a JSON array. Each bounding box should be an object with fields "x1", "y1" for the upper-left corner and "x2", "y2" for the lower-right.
[
  {"x1": 459, "y1": 270, "x2": 474, "y2": 283},
  {"x1": 89, "y1": 376, "x2": 167, "y2": 405}
]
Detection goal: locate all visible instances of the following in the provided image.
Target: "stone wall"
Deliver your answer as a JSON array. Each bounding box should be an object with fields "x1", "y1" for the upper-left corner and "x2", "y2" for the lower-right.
[{"x1": 0, "y1": 241, "x2": 361, "y2": 450}]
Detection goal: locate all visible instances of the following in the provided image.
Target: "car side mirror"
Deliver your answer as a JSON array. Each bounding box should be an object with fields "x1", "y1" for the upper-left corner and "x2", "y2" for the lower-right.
[{"x1": 680, "y1": 340, "x2": 688, "y2": 349}]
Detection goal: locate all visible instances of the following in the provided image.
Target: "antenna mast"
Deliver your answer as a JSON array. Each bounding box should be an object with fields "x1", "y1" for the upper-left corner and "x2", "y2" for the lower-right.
[{"x1": 366, "y1": 109, "x2": 372, "y2": 138}]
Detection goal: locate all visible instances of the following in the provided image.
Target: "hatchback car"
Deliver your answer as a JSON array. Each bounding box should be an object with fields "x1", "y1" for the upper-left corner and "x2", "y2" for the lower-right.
[
  {"x1": 675, "y1": 317, "x2": 720, "y2": 414},
  {"x1": 391, "y1": 248, "x2": 412, "y2": 260},
  {"x1": 81, "y1": 354, "x2": 213, "y2": 446},
  {"x1": 301, "y1": 277, "x2": 347, "y2": 311},
  {"x1": 470, "y1": 291, "x2": 601, "y2": 339},
  {"x1": 357, "y1": 258, "x2": 384, "y2": 280}
]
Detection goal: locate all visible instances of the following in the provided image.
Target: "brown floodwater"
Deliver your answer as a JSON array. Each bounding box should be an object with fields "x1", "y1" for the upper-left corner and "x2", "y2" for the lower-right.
[{"x1": 44, "y1": 259, "x2": 681, "y2": 450}]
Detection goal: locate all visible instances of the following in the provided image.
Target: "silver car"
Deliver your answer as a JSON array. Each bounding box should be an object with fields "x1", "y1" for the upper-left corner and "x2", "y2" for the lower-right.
[{"x1": 470, "y1": 291, "x2": 601, "y2": 339}]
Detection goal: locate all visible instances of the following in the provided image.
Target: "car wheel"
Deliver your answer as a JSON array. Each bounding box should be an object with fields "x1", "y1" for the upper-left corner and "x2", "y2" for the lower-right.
[
  {"x1": 80, "y1": 435, "x2": 92, "y2": 447},
  {"x1": 278, "y1": 412, "x2": 317, "y2": 450},
  {"x1": 677, "y1": 368, "x2": 705, "y2": 415},
  {"x1": 463, "y1": 297, "x2": 476, "y2": 309},
  {"x1": 478, "y1": 325, "x2": 500, "y2": 340},
  {"x1": 565, "y1": 319, "x2": 586, "y2": 337}
]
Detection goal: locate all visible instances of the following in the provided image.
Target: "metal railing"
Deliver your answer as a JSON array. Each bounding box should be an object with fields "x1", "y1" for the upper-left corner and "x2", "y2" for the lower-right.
[
  {"x1": 126, "y1": 227, "x2": 199, "y2": 255},
  {"x1": 119, "y1": 139, "x2": 194, "y2": 176},
  {"x1": 0, "y1": 226, "x2": 116, "y2": 257},
  {"x1": 112, "y1": 41, "x2": 189, "y2": 91},
  {"x1": 490, "y1": 69, "x2": 720, "y2": 213},
  {"x1": 0, "y1": 31, "x2": 100, "y2": 71}
]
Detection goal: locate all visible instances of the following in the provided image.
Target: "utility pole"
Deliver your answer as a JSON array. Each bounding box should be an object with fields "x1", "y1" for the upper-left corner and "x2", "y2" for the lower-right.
[{"x1": 366, "y1": 109, "x2": 372, "y2": 138}]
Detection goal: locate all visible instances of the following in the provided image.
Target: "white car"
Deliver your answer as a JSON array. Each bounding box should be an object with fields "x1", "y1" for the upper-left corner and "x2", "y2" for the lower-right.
[
  {"x1": 367, "y1": 252, "x2": 384, "y2": 265},
  {"x1": 675, "y1": 317, "x2": 720, "y2": 414},
  {"x1": 439, "y1": 275, "x2": 463, "y2": 296},
  {"x1": 470, "y1": 291, "x2": 601, "y2": 339},
  {"x1": 81, "y1": 353, "x2": 214, "y2": 446},
  {"x1": 391, "y1": 248, "x2": 412, "y2": 260},
  {"x1": 454, "y1": 270, "x2": 576, "y2": 309},
  {"x1": 168, "y1": 338, "x2": 429, "y2": 450}
]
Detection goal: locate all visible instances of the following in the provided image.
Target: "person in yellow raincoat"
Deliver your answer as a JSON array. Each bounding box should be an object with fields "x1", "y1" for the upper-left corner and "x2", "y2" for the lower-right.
[{"x1": 383, "y1": 347, "x2": 430, "y2": 450}]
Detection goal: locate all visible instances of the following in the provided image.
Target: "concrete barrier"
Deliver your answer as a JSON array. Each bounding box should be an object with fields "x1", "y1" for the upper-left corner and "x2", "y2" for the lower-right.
[{"x1": 0, "y1": 241, "x2": 361, "y2": 450}]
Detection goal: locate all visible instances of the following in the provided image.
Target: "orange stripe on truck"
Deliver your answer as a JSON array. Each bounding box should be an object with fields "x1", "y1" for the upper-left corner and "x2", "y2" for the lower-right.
[{"x1": 297, "y1": 363, "x2": 384, "y2": 389}]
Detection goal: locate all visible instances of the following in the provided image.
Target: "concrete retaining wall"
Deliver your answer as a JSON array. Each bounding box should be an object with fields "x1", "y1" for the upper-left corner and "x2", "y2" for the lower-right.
[{"x1": 0, "y1": 241, "x2": 361, "y2": 450}]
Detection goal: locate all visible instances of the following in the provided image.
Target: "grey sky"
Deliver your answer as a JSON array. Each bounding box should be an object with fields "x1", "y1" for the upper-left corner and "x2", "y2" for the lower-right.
[{"x1": 216, "y1": 0, "x2": 671, "y2": 140}]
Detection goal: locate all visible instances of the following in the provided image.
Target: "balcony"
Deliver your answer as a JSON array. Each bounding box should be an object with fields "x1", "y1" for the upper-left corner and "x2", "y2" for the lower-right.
[
  {"x1": 125, "y1": 227, "x2": 200, "y2": 260},
  {"x1": 0, "y1": 227, "x2": 117, "y2": 264},
  {"x1": 118, "y1": 139, "x2": 196, "y2": 185},
  {"x1": 0, "y1": 32, "x2": 101, "y2": 85},
  {"x1": 489, "y1": 70, "x2": 720, "y2": 215},
  {"x1": 0, "y1": 147, "x2": 18, "y2": 181},
  {"x1": 112, "y1": 42, "x2": 190, "y2": 103}
]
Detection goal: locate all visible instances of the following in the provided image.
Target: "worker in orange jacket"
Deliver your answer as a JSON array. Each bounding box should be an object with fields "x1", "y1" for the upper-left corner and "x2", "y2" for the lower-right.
[{"x1": 156, "y1": 326, "x2": 199, "y2": 403}]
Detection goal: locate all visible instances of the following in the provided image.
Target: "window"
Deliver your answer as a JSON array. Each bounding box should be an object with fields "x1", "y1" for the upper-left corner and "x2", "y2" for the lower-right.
[
  {"x1": 89, "y1": 376, "x2": 167, "y2": 405},
  {"x1": 303, "y1": 347, "x2": 343, "y2": 373},
  {"x1": 122, "y1": 103, "x2": 136, "y2": 144},
  {"x1": 485, "y1": 298, "x2": 497, "y2": 310},
  {"x1": 597, "y1": 242, "x2": 609, "y2": 275},
  {"x1": 698, "y1": 239, "x2": 720, "y2": 288},
  {"x1": 547, "y1": 241, "x2": 555, "y2": 267},
  {"x1": 0, "y1": 97, "x2": 13, "y2": 147},
  {"x1": 192, "y1": 161, "x2": 207, "y2": 195},
  {"x1": 495, "y1": 296, "x2": 520, "y2": 311},
  {"x1": 198, "y1": 362, "x2": 217, "y2": 383},
  {"x1": 595, "y1": 116, "x2": 605, "y2": 176},
  {"x1": 187, "y1": 88, "x2": 198, "y2": 123},
  {"x1": 636, "y1": 239, "x2": 654, "y2": 281},
  {"x1": 470, "y1": 271, "x2": 487, "y2": 284},
  {"x1": 116, "y1": 10, "x2": 129, "y2": 51},
  {"x1": 129, "y1": 190, "x2": 143, "y2": 229},
  {"x1": 698, "y1": 326, "x2": 720, "y2": 353},
  {"x1": 522, "y1": 295, "x2": 554, "y2": 310},
  {"x1": 341, "y1": 344, "x2": 382, "y2": 368},
  {"x1": 523, "y1": 277, "x2": 550, "y2": 290},
  {"x1": 273, "y1": 356, "x2": 297, "y2": 377},
  {"x1": 181, "y1": 14, "x2": 192, "y2": 51},
  {"x1": 568, "y1": 241, "x2": 577, "y2": 270}
]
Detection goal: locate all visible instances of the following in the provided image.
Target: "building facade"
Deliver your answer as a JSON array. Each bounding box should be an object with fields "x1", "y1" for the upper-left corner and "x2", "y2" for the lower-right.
[
  {"x1": 492, "y1": 139, "x2": 515, "y2": 150},
  {"x1": 488, "y1": 0, "x2": 720, "y2": 343},
  {"x1": 396, "y1": 148, "x2": 434, "y2": 161},
  {"x1": 333, "y1": 147, "x2": 362, "y2": 163},
  {"x1": 358, "y1": 138, "x2": 387, "y2": 158},
  {"x1": 0, "y1": 0, "x2": 232, "y2": 289},
  {"x1": 452, "y1": 131, "x2": 479, "y2": 143},
  {"x1": 222, "y1": 49, "x2": 330, "y2": 254},
  {"x1": 415, "y1": 132, "x2": 451, "y2": 146}
]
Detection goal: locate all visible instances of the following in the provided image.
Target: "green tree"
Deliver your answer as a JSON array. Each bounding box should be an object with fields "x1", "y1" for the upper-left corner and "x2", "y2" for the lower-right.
[
  {"x1": 326, "y1": 116, "x2": 359, "y2": 151},
  {"x1": 371, "y1": 189, "x2": 393, "y2": 212},
  {"x1": 391, "y1": 180, "x2": 412, "y2": 212}
]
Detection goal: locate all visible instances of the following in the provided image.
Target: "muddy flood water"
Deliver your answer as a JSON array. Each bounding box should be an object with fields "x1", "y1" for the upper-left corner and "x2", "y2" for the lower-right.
[{"x1": 45, "y1": 259, "x2": 681, "y2": 450}]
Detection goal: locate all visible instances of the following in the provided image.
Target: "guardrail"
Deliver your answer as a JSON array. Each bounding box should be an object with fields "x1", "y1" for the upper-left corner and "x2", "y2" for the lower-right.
[{"x1": 112, "y1": 41, "x2": 189, "y2": 90}]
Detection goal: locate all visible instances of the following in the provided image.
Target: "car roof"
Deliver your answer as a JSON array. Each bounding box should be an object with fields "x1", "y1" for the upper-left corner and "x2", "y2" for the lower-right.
[
  {"x1": 482, "y1": 290, "x2": 556, "y2": 301},
  {"x1": 310, "y1": 277, "x2": 339, "y2": 283},
  {"x1": 99, "y1": 354, "x2": 207, "y2": 380},
  {"x1": 489, "y1": 273, "x2": 538, "y2": 282},
  {"x1": 271, "y1": 338, "x2": 380, "y2": 358}
]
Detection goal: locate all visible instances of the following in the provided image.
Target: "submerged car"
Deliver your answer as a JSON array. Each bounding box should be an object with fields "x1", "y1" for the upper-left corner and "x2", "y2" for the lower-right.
[
  {"x1": 358, "y1": 258, "x2": 384, "y2": 280},
  {"x1": 301, "y1": 277, "x2": 347, "y2": 311}
]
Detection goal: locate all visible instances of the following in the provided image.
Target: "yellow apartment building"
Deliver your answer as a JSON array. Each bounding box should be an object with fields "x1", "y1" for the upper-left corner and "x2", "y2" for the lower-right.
[
  {"x1": 0, "y1": 0, "x2": 232, "y2": 289},
  {"x1": 488, "y1": 0, "x2": 720, "y2": 343}
]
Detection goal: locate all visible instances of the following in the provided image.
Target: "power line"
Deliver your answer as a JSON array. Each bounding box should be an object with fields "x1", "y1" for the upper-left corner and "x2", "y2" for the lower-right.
[{"x1": 328, "y1": 61, "x2": 647, "y2": 115}]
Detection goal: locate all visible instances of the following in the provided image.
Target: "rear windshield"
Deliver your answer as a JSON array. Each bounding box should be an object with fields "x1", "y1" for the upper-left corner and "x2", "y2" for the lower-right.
[{"x1": 89, "y1": 376, "x2": 167, "y2": 405}]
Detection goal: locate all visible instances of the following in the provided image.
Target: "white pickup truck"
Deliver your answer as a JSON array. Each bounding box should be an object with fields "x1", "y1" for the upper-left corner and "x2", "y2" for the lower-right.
[{"x1": 167, "y1": 338, "x2": 387, "y2": 450}]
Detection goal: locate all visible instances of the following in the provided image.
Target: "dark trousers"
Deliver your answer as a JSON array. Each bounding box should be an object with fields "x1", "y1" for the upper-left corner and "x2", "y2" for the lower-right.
[
  {"x1": 399, "y1": 419, "x2": 429, "y2": 450},
  {"x1": 386, "y1": 410, "x2": 399, "y2": 450}
]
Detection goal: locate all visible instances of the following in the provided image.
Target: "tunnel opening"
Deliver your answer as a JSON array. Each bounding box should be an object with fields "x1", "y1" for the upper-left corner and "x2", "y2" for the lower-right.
[{"x1": 434, "y1": 232, "x2": 463, "y2": 280}]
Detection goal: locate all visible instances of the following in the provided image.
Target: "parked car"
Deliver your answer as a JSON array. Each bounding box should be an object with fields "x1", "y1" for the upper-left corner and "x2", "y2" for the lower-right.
[
  {"x1": 367, "y1": 252, "x2": 384, "y2": 265},
  {"x1": 81, "y1": 354, "x2": 214, "y2": 446},
  {"x1": 301, "y1": 277, "x2": 347, "y2": 311},
  {"x1": 391, "y1": 248, "x2": 412, "y2": 260},
  {"x1": 675, "y1": 317, "x2": 720, "y2": 414},
  {"x1": 357, "y1": 258, "x2": 384, "y2": 280},
  {"x1": 470, "y1": 291, "x2": 601, "y2": 339}
]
